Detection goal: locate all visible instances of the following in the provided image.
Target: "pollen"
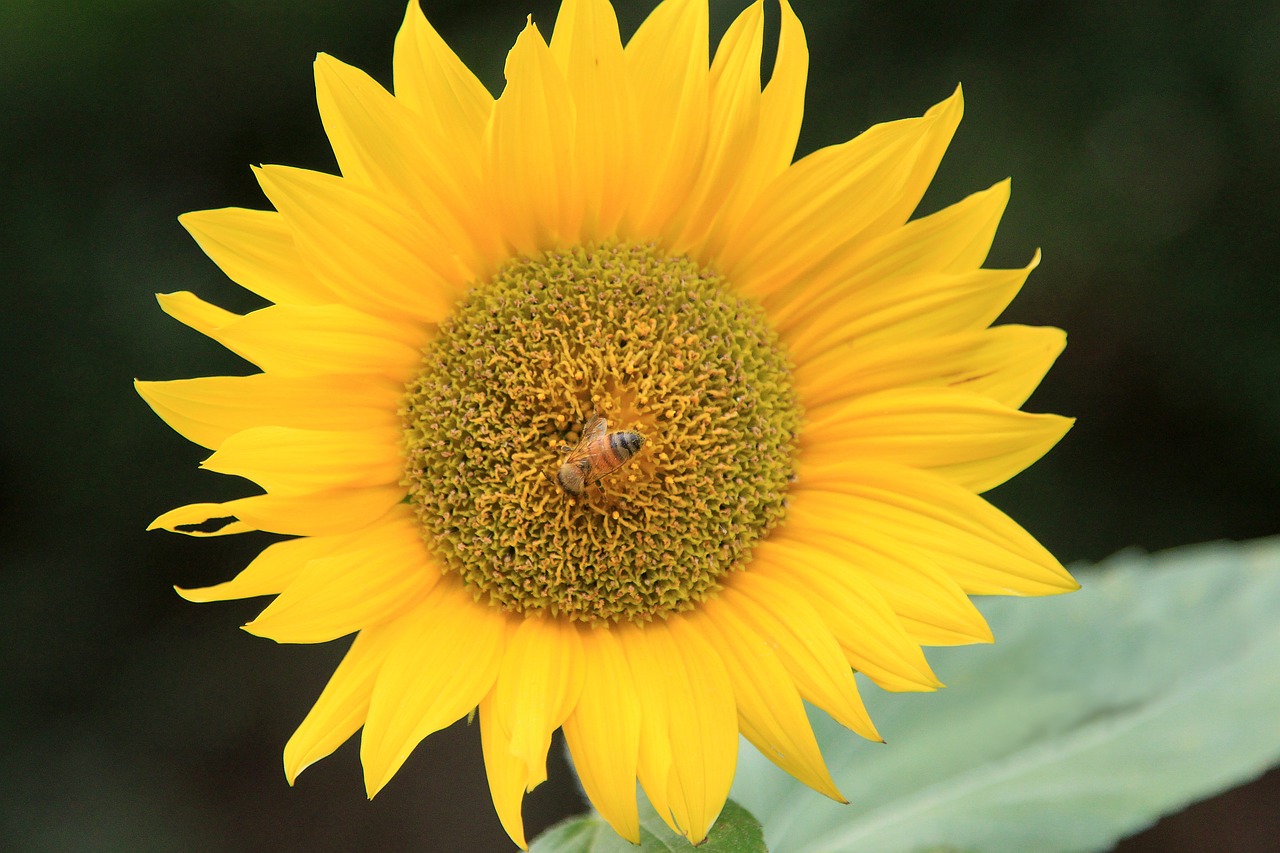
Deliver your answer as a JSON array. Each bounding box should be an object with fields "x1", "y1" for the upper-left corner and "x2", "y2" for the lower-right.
[{"x1": 401, "y1": 243, "x2": 801, "y2": 623}]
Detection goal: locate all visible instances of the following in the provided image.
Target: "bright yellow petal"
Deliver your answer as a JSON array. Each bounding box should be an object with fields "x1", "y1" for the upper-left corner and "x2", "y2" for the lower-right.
[
  {"x1": 176, "y1": 532, "x2": 359, "y2": 602},
  {"x1": 245, "y1": 510, "x2": 442, "y2": 644},
  {"x1": 867, "y1": 85, "x2": 964, "y2": 235},
  {"x1": 284, "y1": 622, "x2": 400, "y2": 783},
  {"x1": 313, "y1": 53, "x2": 490, "y2": 278},
  {"x1": 769, "y1": 493, "x2": 993, "y2": 646},
  {"x1": 361, "y1": 579, "x2": 510, "y2": 797},
  {"x1": 620, "y1": 0, "x2": 708, "y2": 238},
  {"x1": 155, "y1": 292, "x2": 421, "y2": 381},
  {"x1": 255, "y1": 164, "x2": 465, "y2": 321},
  {"x1": 781, "y1": 251, "x2": 1040, "y2": 365},
  {"x1": 485, "y1": 20, "x2": 581, "y2": 254},
  {"x1": 765, "y1": 177, "x2": 1011, "y2": 328},
  {"x1": 754, "y1": 0, "x2": 807, "y2": 178},
  {"x1": 492, "y1": 616, "x2": 584, "y2": 788},
  {"x1": 669, "y1": 0, "x2": 763, "y2": 256},
  {"x1": 724, "y1": 92, "x2": 959, "y2": 299},
  {"x1": 549, "y1": 0, "x2": 635, "y2": 239},
  {"x1": 562, "y1": 627, "x2": 642, "y2": 844},
  {"x1": 178, "y1": 207, "x2": 332, "y2": 306},
  {"x1": 797, "y1": 325, "x2": 1067, "y2": 413},
  {"x1": 393, "y1": 1, "x2": 493, "y2": 150},
  {"x1": 479, "y1": 688, "x2": 531, "y2": 850},
  {"x1": 803, "y1": 386, "x2": 1074, "y2": 493},
  {"x1": 200, "y1": 426, "x2": 403, "y2": 496},
  {"x1": 751, "y1": 540, "x2": 940, "y2": 692},
  {"x1": 797, "y1": 460, "x2": 1079, "y2": 595},
  {"x1": 711, "y1": 577, "x2": 880, "y2": 741},
  {"x1": 135, "y1": 374, "x2": 401, "y2": 451},
  {"x1": 695, "y1": 604, "x2": 844, "y2": 802},
  {"x1": 625, "y1": 618, "x2": 737, "y2": 844},
  {"x1": 698, "y1": 0, "x2": 808, "y2": 259},
  {"x1": 664, "y1": 617, "x2": 739, "y2": 845},
  {"x1": 616, "y1": 622, "x2": 673, "y2": 834},
  {"x1": 149, "y1": 485, "x2": 403, "y2": 538}
]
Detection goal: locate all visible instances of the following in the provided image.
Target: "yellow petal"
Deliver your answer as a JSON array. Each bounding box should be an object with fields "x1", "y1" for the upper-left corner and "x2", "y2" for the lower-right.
[
  {"x1": 549, "y1": 0, "x2": 634, "y2": 239},
  {"x1": 698, "y1": 0, "x2": 808, "y2": 259},
  {"x1": 562, "y1": 627, "x2": 642, "y2": 843},
  {"x1": 485, "y1": 20, "x2": 581, "y2": 254},
  {"x1": 765, "y1": 178, "x2": 1010, "y2": 329},
  {"x1": 176, "y1": 532, "x2": 357, "y2": 602},
  {"x1": 724, "y1": 96, "x2": 954, "y2": 299},
  {"x1": 751, "y1": 539, "x2": 940, "y2": 692},
  {"x1": 616, "y1": 622, "x2": 673, "y2": 832},
  {"x1": 803, "y1": 386, "x2": 1073, "y2": 493},
  {"x1": 313, "y1": 53, "x2": 491, "y2": 278},
  {"x1": 393, "y1": 1, "x2": 492, "y2": 151},
  {"x1": 492, "y1": 617, "x2": 584, "y2": 788},
  {"x1": 770, "y1": 492, "x2": 992, "y2": 646},
  {"x1": 178, "y1": 208, "x2": 332, "y2": 306},
  {"x1": 663, "y1": 617, "x2": 739, "y2": 845},
  {"x1": 284, "y1": 623, "x2": 400, "y2": 783},
  {"x1": 625, "y1": 618, "x2": 737, "y2": 844},
  {"x1": 620, "y1": 0, "x2": 708, "y2": 238},
  {"x1": 479, "y1": 688, "x2": 531, "y2": 850},
  {"x1": 155, "y1": 292, "x2": 421, "y2": 381},
  {"x1": 797, "y1": 325, "x2": 1067, "y2": 413},
  {"x1": 255, "y1": 165, "x2": 465, "y2": 322},
  {"x1": 781, "y1": 251, "x2": 1040, "y2": 365},
  {"x1": 745, "y1": 0, "x2": 807, "y2": 197},
  {"x1": 361, "y1": 579, "x2": 510, "y2": 797},
  {"x1": 149, "y1": 485, "x2": 403, "y2": 538},
  {"x1": 797, "y1": 460, "x2": 1079, "y2": 596},
  {"x1": 713, "y1": 576, "x2": 880, "y2": 741},
  {"x1": 245, "y1": 510, "x2": 442, "y2": 644},
  {"x1": 200, "y1": 426, "x2": 403, "y2": 496},
  {"x1": 669, "y1": 0, "x2": 763, "y2": 256},
  {"x1": 694, "y1": 604, "x2": 843, "y2": 802},
  {"x1": 866, "y1": 85, "x2": 964, "y2": 235},
  {"x1": 135, "y1": 374, "x2": 401, "y2": 450}
]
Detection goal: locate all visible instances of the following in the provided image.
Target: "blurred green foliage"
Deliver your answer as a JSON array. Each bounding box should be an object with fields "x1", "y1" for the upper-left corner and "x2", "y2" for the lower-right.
[{"x1": 1, "y1": 1, "x2": 1276, "y2": 850}]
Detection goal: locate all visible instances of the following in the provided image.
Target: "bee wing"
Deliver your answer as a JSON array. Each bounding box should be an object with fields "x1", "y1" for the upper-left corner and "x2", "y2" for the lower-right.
[
  {"x1": 580, "y1": 415, "x2": 608, "y2": 443},
  {"x1": 559, "y1": 416, "x2": 604, "y2": 466}
]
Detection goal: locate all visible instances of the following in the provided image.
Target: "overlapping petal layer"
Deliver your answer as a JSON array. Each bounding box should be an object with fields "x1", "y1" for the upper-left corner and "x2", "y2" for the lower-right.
[{"x1": 141, "y1": 0, "x2": 1075, "y2": 847}]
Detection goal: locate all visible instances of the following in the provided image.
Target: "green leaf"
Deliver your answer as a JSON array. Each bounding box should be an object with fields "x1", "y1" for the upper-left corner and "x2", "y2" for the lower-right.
[
  {"x1": 531, "y1": 799, "x2": 767, "y2": 853},
  {"x1": 731, "y1": 537, "x2": 1280, "y2": 853}
]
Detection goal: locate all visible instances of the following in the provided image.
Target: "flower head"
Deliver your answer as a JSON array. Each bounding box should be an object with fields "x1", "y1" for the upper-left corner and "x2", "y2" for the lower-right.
[{"x1": 139, "y1": 0, "x2": 1076, "y2": 846}]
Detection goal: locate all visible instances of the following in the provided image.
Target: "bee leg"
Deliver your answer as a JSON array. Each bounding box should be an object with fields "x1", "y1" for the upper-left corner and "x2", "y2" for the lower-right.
[{"x1": 589, "y1": 481, "x2": 615, "y2": 509}]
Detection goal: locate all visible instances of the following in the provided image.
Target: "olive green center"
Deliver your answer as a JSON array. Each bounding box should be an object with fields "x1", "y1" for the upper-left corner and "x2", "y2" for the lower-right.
[{"x1": 401, "y1": 243, "x2": 801, "y2": 623}]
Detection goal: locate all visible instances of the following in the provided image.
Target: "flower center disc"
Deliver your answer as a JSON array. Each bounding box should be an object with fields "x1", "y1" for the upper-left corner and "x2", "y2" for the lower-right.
[{"x1": 402, "y1": 243, "x2": 801, "y2": 623}]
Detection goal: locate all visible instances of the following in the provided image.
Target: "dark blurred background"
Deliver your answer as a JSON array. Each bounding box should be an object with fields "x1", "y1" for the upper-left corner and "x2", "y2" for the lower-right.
[{"x1": 2, "y1": 0, "x2": 1276, "y2": 850}]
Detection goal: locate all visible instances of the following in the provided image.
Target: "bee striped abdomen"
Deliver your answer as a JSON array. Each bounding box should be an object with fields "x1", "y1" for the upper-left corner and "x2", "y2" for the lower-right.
[{"x1": 607, "y1": 431, "x2": 643, "y2": 465}]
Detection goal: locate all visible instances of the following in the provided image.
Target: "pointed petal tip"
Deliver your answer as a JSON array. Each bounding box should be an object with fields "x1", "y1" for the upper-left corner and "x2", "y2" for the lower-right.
[
  {"x1": 283, "y1": 752, "x2": 309, "y2": 786},
  {"x1": 173, "y1": 584, "x2": 206, "y2": 602},
  {"x1": 363, "y1": 766, "x2": 392, "y2": 800},
  {"x1": 1055, "y1": 573, "x2": 1083, "y2": 593}
]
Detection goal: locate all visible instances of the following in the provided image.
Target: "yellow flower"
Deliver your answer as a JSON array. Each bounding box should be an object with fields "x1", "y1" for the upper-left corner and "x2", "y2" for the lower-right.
[{"x1": 138, "y1": 0, "x2": 1077, "y2": 847}]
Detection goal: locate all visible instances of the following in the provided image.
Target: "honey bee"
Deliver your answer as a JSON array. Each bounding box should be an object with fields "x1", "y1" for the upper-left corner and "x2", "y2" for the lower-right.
[{"x1": 552, "y1": 414, "x2": 644, "y2": 496}]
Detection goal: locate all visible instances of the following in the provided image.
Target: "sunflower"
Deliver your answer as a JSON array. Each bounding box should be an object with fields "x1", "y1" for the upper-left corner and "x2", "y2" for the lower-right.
[{"x1": 138, "y1": 0, "x2": 1076, "y2": 847}]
